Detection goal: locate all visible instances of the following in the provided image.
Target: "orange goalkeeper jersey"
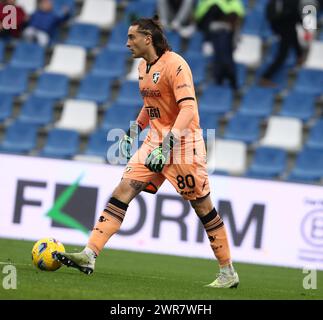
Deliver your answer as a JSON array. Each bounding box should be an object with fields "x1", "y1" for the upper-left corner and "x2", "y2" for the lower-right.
[{"x1": 137, "y1": 51, "x2": 203, "y2": 146}]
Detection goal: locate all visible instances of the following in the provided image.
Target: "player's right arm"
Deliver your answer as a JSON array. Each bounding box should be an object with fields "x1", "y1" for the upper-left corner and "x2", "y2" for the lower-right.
[{"x1": 119, "y1": 105, "x2": 149, "y2": 161}]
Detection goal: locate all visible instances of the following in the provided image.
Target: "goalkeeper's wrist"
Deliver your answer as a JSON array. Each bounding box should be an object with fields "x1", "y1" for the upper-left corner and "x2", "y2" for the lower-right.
[{"x1": 126, "y1": 122, "x2": 143, "y2": 139}]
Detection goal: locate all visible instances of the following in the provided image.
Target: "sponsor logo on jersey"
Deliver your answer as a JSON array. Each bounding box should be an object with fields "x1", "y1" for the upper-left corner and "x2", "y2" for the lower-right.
[
  {"x1": 140, "y1": 88, "x2": 162, "y2": 98},
  {"x1": 146, "y1": 106, "x2": 161, "y2": 119}
]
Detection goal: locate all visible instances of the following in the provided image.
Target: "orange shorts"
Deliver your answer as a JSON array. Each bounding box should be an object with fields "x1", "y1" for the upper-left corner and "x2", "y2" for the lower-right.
[{"x1": 122, "y1": 140, "x2": 210, "y2": 201}]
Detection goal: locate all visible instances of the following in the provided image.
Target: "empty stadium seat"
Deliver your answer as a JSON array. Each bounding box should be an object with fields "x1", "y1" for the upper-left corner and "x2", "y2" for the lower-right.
[
  {"x1": 91, "y1": 49, "x2": 127, "y2": 79},
  {"x1": 0, "y1": 66, "x2": 29, "y2": 96},
  {"x1": 224, "y1": 114, "x2": 260, "y2": 144},
  {"x1": 184, "y1": 54, "x2": 207, "y2": 86},
  {"x1": 199, "y1": 111, "x2": 218, "y2": 141},
  {"x1": 123, "y1": 0, "x2": 156, "y2": 22},
  {"x1": 18, "y1": 95, "x2": 54, "y2": 126},
  {"x1": 306, "y1": 119, "x2": 323, "y2": 150},
  {"x1": 288, "y1": 147, "x2": 323, "y2": 182},
  {"x1": 40, "y1": 128, "x2": 79, "y2": 159},
  {"x1": 106, "y1": 21, "x2": 129, "y2": 53},
  {"x1": 76, "y1": 0, "x2": 116, "y2": 30},
  {"x1": 33, "y1": 72, "x2": 69, "y2": 100},
  {"x1": 17, "y1": 0, "x2": 37, "y2": 14},
  {"x1": 115, "y1": 81, "x2": 143, "y2": 106},
  {"x1": 238, "y1": 86, "x2": 274, "y2": 118},
  {"x1": 207, "y1": 139, "x2": 247, "y2": 175},
  {"x1": 247, "y1": 147, "x2": 287, "y2": 178},
  {"x1": 165, "y1": 31, "x2": 181, "y2": 53},
  {"x1": 10, "y1": 41, "x2": 45, "y2": 70},
  {"x1": 83, "y1": 129, "x2": 110, "y2": 158},
  {"x1": 234, "y1": 34, "x2": 262, "y2": 68},
  {"x1": 241, "y1": 10, "x2": 264, "y2": 36},
  {"x1": 186, "y1": 32, "x2": 203, "y2": 56},
  {"x1": 102, "y1": 102, "x2": 139, "y2": 132},
  {"x1": 279, "y1": 91, "x2": 316, "y2": 122},
  {"x1": 75, "y1": 74, "x2": 112, "y2": 104},
  {"x1": 0, "y1": 93, "x2": 13, "y2": 122},
  {"x1": 65, "y1": 23, "x2": 100, "y2": 50},
  {"x1": 45, "y1": 45, "x2": 86, "y2": 79},
  {"x1": 260, "y1": 116, "x2": 303, "y2": 152},
  {"x1": 199, "y1": 85, "x2": 233, "y2": 114},
  {"x1": 55, "y1": 99, "x2": 97, "y2": 134},
  {"x1": 0, "y1": 121, "x2": 37, "y2": 154},
  {"x1": 304, "y1": 41, "x2": 323, "y2": 71},
  {"x1": 293, "y1": 68, "x2": 323, "y2": 96}
]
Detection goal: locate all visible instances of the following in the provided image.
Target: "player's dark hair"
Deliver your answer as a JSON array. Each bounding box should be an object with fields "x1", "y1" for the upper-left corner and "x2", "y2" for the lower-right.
[{"x1": 130, "y1": 15, "x2": 171, "y2": 57}]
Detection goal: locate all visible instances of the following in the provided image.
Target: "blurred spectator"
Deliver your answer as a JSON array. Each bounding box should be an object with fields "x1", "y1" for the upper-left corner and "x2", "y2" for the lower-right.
[
  {"x1": 23, "y1": 0, "x2": 70, "y2": 46},
  {"x1": 158, "y1": 0, "x2": 196, "y2": 38},
  {"x1": 0, "y1": 0, "x2": 28, "y2": 38},
  {"x1": 195, "y1": 0, "x2": 245, "y2": 90},
  {"x1": 259, "y1": 0, "x2": 311, "y2": 87}
]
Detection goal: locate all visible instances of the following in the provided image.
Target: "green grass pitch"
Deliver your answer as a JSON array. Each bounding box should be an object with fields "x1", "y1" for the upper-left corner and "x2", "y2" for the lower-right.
[{"x1": 0, "y1": 238, "x2": 322, "y2": 300}]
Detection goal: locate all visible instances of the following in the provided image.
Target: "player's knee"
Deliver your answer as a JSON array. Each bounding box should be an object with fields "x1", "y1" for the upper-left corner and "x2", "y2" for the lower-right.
[{"x1": 190, "y1": 195, "x2": 213, "y2": 215}]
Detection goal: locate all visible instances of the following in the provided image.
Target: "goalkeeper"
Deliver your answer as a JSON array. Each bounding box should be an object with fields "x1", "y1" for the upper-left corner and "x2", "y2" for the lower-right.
[{"x1": 57, "y1": 16, "x2": 239, "y2": 289}]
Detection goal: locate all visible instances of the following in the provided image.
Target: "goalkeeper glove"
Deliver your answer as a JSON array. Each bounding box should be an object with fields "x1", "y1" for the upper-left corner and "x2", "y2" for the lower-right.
[
  {"x1": 145, "y1": 132, "x2": 177, "y2": 173},
  {"x1": 119, "y1": 122, "x2": 142, "y2": 161},
  {"x1": 119, "y1": 135, "x2": 133, "y2": 161}
]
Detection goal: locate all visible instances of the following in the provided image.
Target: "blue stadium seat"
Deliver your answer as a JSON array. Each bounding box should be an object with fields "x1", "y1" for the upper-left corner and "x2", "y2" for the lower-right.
[
  {"x1": 40, "y1": 128, "x2": 79, "y2": 159},
  {"x1": 238, "y1": 86, "x2": 274, "y2": 118},
  {"x1": 199, "y1": 85, "x2": 233, "y2": 114},
  {"x1": 246, "y1": 147, "x2": 287, "y2": 178},
  {"x1": 53, "y1": 0, "x2": 75, "y2": 16},
  {"x1": 0, "y1": 40, "x2": 4, "y2": 63},
  {"x1": 115, "y1": 81, "x2": 143, "y2": 106},
  {"x1": 288, "y1": 147, "x2": 323, "y2": 182},
  {"x1": 241, "y1": 10, "x2": 264, "y2": 36},
  {"x1": 123, "y1": 1, "x2": 156, "y2": 22},
  {"x1": 106, "y1": 21, "x2": 129, "y2": 53},
  {"x1": 279, "y1": 91, "x2": 316, "y2": 121},
  {"x1": 186, "y1": 32, "x2": 203, "y2": 56},
  {"x1": 306, "y1": 119, "x2": 323, "y2": 150},
  {"x1": 0, "y1": 66, "x2": 29, "y2": 95},
  {"x1": 75, "y1": 74, "x2": 112, "y2": 104},
  {"x1": 184, "y1": 54, "x2": 207, "y2": 86},
  {"x1": 33, "y1": 73, "x2": 69, "y2": 100},
  {"x1": 199, "y1": 111, "x2": 218, "y2": 141},
  {"x1": 0, "y1": 121, "x2": 37, "y2": 154},
  {"x1": 65, "y1": 23, "x2": 100, "y2": 49},
  {"x1": 0, "y1": 93, "x2": 13, "y2": 122},
  {"x1": 102, "y1": 102, "x2": 140, "y2": 132},
  {"x1": 293, "y1": 68, "x2": 323, "y2": 96},
  {"x1": 18, "y1": 95, "x2": 54, "y2": 126},
  {"x1": 224, "y1": 114, "x2": 260, "y2": 144},
  {"x1": 10, "y1": 42, "x2": 45, "y2": 70},
  {"x1": 91, "y1": 49, "x2": 127, "y2": 79},
  {"x1": 165, "y1": 31, "x2": 181, "y2": 53},
  {"x1": 84, "y1": 129, "x2": 114, "y2": 158}
]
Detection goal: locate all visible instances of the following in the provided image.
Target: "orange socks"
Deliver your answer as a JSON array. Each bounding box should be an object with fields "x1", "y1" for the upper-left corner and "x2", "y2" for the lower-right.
[
  {"x1": 87, "y1": 197, "x2": 128, "y2": 255},
  {"x1": 200, "y1": 208, "x2": 232, "y2": 267}
]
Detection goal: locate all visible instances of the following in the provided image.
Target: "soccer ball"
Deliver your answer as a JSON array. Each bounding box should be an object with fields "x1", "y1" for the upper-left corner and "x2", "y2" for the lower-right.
[{"x1": 31, "y1": 238, "x2": 65, "y2": 271}]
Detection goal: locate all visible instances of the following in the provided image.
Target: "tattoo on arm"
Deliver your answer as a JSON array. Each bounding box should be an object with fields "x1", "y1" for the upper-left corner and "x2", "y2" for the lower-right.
[{"x1": 129, "y1": 180, "x2": 147, "y2": 192}]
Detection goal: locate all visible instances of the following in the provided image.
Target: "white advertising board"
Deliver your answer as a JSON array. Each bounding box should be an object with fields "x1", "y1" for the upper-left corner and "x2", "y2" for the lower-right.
[{"x1": 0, "y1": 154, "x2": 322, "y2": 270}]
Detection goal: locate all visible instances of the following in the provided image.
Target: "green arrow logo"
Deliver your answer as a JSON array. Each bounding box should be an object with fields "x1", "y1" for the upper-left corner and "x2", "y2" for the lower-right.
[{"x1": 46, "y1": 174, "x2": 90, "y2": 235}]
